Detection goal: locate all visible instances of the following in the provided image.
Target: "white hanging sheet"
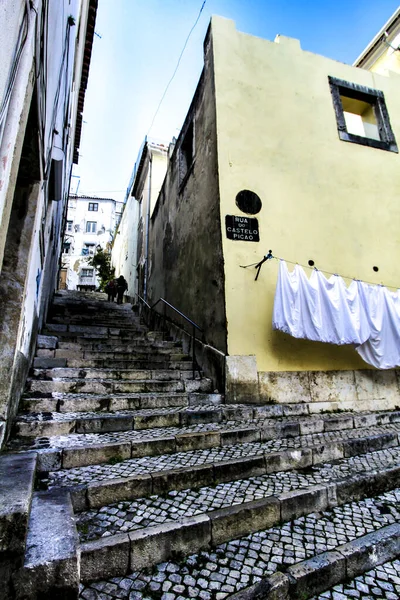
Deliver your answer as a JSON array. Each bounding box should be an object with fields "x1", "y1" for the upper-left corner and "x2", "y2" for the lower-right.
[{"x1": 272, "y1": 260, "x2": 400, "y2": 369}]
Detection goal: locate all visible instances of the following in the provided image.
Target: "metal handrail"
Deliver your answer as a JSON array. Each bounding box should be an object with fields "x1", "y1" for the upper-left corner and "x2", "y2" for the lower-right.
[{"x1": 136, "y1": 295, "x2": 203, "y2": 380}]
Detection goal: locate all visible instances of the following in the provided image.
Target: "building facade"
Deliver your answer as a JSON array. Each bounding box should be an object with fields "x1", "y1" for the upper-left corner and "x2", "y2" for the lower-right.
[
  {"x1": 143, "y1": 16, "x2": 400, "y2": 411},
  {"x1": 0, "y1": 0, "x2": 97, "y2": 446},
  {"x1": 112, "y1": 138, "x2": 169, "y2": 302},
  {"x1": 61, "y1": 195, "x2": 122, "y2": 290}
]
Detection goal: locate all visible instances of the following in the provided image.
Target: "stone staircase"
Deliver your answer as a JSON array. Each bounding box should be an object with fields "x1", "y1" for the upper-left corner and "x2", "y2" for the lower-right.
[{"x1": 0, "y1": 290, "x2": 399, "y2": 599}]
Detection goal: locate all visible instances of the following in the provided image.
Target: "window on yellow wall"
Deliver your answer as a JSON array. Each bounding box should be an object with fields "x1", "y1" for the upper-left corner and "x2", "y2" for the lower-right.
[{"x1": 328, "y1": 76, "x2": 398, "y2": 153}]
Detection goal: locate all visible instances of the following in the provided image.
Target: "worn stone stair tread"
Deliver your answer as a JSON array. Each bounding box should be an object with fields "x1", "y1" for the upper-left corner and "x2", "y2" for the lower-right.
[
  {"x1": 31, "y1": 367, "x2": 200, "y2": 380},
  {"x1": 14, "y1": 416, "x2": 400, "y2": 455},
  {"x1": 12, "y1": 407, "x2": 400, "y2": 441},
  {"x1": 309, "y1": 557, "x2": 400, "y2": 599},
  {"x1": 33, "y1": 357, "x2": 194, "y2": 369},
  {"x1": 44, "y1": 423, "x2": 400, "y2": 491},
  {"x1": 78, "y1": 487, "x2": 400, "y2": 595},
  {"x1": 26, "y1": 377, "x2": 212, "y2": 395},
  {"x1": 20, "y1": 391, "x2": 196, "y2": 413},
  {"x1": 76, "y1": 446, "x2": 400, "y2": 543}
]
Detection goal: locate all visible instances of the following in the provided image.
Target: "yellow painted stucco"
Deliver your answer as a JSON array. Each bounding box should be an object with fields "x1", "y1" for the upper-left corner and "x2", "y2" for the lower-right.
[{"x1": 211, "y1": 17, "x2": 400, "y2": 372}]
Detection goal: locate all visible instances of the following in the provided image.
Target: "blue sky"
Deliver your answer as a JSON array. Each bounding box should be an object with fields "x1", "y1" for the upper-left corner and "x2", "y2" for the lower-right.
[{"x1": 72, "y1": 0, "x2": 399, "y2": 201}]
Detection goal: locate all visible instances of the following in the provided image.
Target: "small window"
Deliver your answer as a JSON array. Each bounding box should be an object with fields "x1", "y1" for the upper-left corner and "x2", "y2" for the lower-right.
[
  {"x1": 88, "y1": 202, "x2": 98, "y2": 211},
  {"x1": 81, "y1": 268, "x2": 94, "y2": 278},
  {"x1": 328, "y1": 76, "x2": 398, "y2": 152},
  {"x1": 82, "y1": 243, "x2": 95, "y2": 256},
  {"x1": 179, "y1": 120, "x2": 194, "y2": 186},
  {"x1": 63, "y1": 242, "x2": 71, "y2": 254},
  {"x1": 66, "y1": 220, "x2": 73, "y2": 232},
  {"x1": 86, "y1": 221, "x2": 97, "y2": 233}
]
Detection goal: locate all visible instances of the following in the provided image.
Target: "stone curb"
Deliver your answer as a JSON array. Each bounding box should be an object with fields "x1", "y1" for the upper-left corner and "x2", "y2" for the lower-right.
[
  {"x1": 13, "y1": 489, "x2": 80, "y2": 599},
  {"x1": 79, "y1": 463, "x2": 400, "y2": 581},
  {"x1": 226, "y1": 523, "x2": 400, "y2": 599},
  {"x1": 35, "y1": 420, "x2": 400, "y2": 472}
]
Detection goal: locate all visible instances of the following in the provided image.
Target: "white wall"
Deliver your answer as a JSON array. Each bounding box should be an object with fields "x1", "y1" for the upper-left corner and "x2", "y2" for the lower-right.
[
  {"x1": 111, "y1": 195, "x2": 140, "y2": 299},
  {"x1": 63, "y1": 196, "x2": 122, "y2": 289}
]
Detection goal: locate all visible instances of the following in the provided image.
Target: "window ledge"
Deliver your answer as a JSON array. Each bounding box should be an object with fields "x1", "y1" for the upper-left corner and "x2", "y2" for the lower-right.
[{"x1": 338, "y1": 130, "x2": 398, "y2": 153}]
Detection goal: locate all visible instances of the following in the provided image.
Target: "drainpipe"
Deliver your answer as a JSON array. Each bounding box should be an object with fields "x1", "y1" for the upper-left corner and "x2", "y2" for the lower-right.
[{"x1": 143, "y1": 151, "x2": 152, "y2": 301}]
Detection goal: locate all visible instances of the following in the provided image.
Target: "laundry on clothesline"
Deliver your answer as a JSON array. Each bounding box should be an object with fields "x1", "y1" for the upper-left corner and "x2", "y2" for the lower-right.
[{"x1": 272, "y1": 260, "x2": 400, "y2": 369}]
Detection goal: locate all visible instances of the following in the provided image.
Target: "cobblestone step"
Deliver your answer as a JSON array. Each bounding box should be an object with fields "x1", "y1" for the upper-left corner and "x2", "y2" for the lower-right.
[
  {"x1": 311, "y1": 557, "x2": 400, "y2": 599},
  {"x1": 13, "y1": 405, "x2": 400, "y2": 442},
  {"x1": 53, "y1": 349, "x2": 189, "y2": 361},
  {"x1": 33, "y1": 357, "x2": 193, "y2": 370},
  {"x1": 20, "y1": 391, "x2": 212, "y2": 413},
  {"x1": 40, "y1": 424, "x2": 400, "y2": 502},
  {"x1": 78, "y1": 487, "x2": 400, "y2": 597},
  {"x1": 30, "y1": 367, "x2": 198, "y2": 381},
  {"x1": 76, "y1": 446, "x2": 400, "y2": 544},
  {"x1": 25, "y1": 377, "x2": 212, "y2": 395},
  {"x1": 13, "y1": 402, "x2": 232, "y2": 437}
]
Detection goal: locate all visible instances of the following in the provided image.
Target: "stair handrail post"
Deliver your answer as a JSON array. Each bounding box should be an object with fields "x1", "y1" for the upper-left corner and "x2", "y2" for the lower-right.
[{"x1": 192, "y1": 324, "x2": 196, "y2": 381}]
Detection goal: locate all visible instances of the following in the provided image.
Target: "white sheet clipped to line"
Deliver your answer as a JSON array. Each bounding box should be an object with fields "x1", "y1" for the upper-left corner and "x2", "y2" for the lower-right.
[{"x1": 272, "y1": 260, "x2": 400, "y2": 369}]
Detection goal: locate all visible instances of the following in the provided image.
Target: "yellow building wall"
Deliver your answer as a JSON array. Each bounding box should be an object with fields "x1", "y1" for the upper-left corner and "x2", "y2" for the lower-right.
[{"x1": 211, "y1": 17, "x2": 400, "y2": 372}]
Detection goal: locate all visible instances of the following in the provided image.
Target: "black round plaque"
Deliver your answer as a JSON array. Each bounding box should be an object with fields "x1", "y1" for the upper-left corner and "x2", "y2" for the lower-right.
[{"x1": 235, "y1": 190, "x2": 262, "y2": 215}]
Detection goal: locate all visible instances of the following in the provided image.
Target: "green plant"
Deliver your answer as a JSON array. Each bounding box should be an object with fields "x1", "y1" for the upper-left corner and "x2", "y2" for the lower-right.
[
  {"x1": 86, "y1": 248, "x2": 114, "y2": 291},
  {"x1": 107, "y1": 455, "x2": 124, "y2": 465}
]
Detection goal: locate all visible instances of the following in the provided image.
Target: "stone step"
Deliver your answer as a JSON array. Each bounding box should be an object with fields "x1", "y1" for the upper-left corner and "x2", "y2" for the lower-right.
[
  {"x1": 76, "y1": 446, "x2": 400, "y2": 545},
  {"x1": 33, "y1": 356, "x2": 193, "y2": 370},
  {"x1": 30, "y1": 367, "x2": 199, "y2": 381},
  {"x1": 20, "y1": 391, "x2": 210, "y2": 413},
  {"x1": 14, "y1": 402, "x2": 227, "y2": 437},
  {"x1": 53, "y1": 348, "x2": 188, "y2": 360},
  {"x1": 13, "y1": 489, "x2": 80, "y2": 599},
  {"x1": 13, "y1": 406, "x2": 400, "y2": 443},
  {"x1": 310, "y1": 557, "x2": 400, "y2": 600},
  {"x1": 0, "y1": 453, "x2": 37, "y2": 599},
  {"x1": 25, "y1": 376, "x2": 212, "y2": 395},
  {"x1": 42, "y1": 424, "x2": 400, "y2": 506},
  {"x1": 77, "y1": 486, "x2": 400, "y2": 595}
]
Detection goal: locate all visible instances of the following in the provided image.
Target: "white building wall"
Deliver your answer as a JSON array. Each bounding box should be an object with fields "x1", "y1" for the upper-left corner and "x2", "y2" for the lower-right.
[
  {"x1": 63, "y1": 196, "x2": 122, "y2": 289},
  {"x1": 111, "y1": 196, "x2": 140, "y2": 300}
]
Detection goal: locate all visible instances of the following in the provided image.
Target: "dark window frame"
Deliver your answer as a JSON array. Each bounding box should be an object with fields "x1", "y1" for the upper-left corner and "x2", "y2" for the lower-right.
[
  {"x1": 88, "y1": 202, "x2": 98, "y2": 211},
  {"x1": 81, "y1": 268, "x2": 94, "y2": 278},
  {"x1": 86, "y1": 221, "x2": 97, "y2": 233},
  {"x1": 328, "y1": 76, "x2": 398, "y2": 153},
  {"x1": 67, "y1": 220, "x2": 73, "y2": 231}
]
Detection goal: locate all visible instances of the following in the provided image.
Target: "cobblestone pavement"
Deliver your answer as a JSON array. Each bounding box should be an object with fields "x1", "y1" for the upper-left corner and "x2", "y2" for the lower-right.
[
  {"x1": 312, "y1": 558, "x2": 400, "y2": 599},
  {"x1": 76, "y1": 447, "x2": 400, "y2": 542},
  {"x1": 79, "y1": 488, "x2": 400, "y2": 600},
  {"x1": 48, "y1": 424, "x2": 400, "y2": 487}
]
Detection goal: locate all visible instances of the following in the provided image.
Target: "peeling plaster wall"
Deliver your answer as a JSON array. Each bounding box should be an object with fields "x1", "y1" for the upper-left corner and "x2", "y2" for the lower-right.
[{"x1": 148, "y1": 35, "x2": 227, "y2": 353}]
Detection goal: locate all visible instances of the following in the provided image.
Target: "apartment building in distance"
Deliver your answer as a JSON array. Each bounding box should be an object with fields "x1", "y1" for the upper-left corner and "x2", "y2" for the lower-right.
[{"x1": 61, "y1": 195, "x2": 123, "y2": 290}]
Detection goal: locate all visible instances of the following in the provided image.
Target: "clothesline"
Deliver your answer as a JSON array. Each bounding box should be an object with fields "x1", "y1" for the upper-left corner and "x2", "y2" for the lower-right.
[{"x1": 240, "y1": 252, "x2": 399, "y2": 290}]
